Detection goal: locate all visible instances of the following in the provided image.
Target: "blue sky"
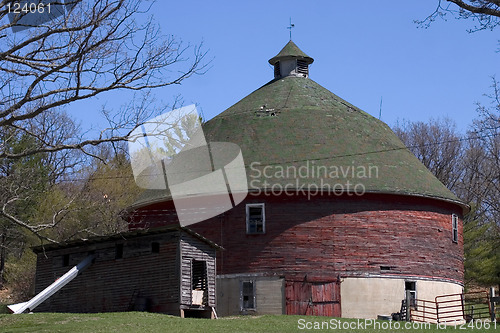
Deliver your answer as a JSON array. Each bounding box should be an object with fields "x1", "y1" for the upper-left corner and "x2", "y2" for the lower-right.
[{"x1": 75, "y1": 0, "x2": 500, "y2": 134}]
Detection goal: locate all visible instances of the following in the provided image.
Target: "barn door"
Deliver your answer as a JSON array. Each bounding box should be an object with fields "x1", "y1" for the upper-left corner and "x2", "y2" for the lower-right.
[{"x1": 285, "y1": 280, "x2": 341, "y2": 317}]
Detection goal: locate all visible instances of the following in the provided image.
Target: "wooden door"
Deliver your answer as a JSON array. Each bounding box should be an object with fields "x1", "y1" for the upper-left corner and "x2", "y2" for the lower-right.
[{"x1": 286, "y1": 280, "x2": 341, "y2": 317}]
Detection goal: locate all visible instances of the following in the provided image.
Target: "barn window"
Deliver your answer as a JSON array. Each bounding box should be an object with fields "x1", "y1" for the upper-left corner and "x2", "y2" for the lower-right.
[
  {"x1": 452, "y1": 214, "x2": 458, "y2": 243},
  {"x1": 240, "y1": 280, "x2": 256, "y2": 310},
  {"x1": 62, "y1": 254, "x2": 70, "y2": 267},
  {"x1": 115, "y1": 244, "x2": 123, "y2": 259},
  {"x1": 405, "y1": 281, "x2": 417, "y2": 309},
  {"x1": 151, "y1": 242, "x2": 160, "y2": 254},
  {"x1": 297, "y1": 60, "x2": 308, "y2": 76},
  {"x1": 246, "y1": 204, "x2": 265, "y2": 234}
]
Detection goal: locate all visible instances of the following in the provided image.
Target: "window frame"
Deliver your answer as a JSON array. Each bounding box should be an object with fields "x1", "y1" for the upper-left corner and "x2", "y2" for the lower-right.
[
  {"x1": 452, "y1": 214, "x2": 458, "y2": 243},
  {"x1": 405, "y1": 281, "x2": 417, "y2": 309},
  {"x1": 240, "y1": 280, "x2": 256, "y2": 311},
  {"x1": 246, "y1": 203, "x2": 266, "y2": 234}
]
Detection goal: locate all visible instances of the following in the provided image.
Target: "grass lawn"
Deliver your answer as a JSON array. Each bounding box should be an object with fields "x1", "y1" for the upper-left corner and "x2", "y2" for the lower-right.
[{"x1": 0, "y1": 313, "x2": 499, "y2": 333}]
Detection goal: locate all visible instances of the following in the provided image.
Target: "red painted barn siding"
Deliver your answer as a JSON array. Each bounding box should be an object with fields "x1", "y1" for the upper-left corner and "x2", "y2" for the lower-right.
[{"x1": 129, "y1": 193, "x2": 464, "y2": 283}]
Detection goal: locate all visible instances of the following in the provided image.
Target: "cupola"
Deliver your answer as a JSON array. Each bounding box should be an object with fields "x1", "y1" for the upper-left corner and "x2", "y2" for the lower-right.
[{"x1": 268, "y1": 40, "x2": 314, "y2": 79}]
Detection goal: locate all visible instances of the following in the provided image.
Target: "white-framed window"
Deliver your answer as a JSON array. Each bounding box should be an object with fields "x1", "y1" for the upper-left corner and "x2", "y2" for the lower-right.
[
  {"x1": 246, "y1": 203, "x2": 265, "y2": 234},
  {"x1": 452, "y1": 214, "x2": 458, "y2": 243},
  {"x1": 240, "y1": 280, "x2": 256, "y2": 311}
]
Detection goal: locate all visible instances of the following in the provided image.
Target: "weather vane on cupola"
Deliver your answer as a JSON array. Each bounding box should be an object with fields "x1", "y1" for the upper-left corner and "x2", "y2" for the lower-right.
[{"x1": 287, "y1": 17, "x2": 295, "y2": 40}]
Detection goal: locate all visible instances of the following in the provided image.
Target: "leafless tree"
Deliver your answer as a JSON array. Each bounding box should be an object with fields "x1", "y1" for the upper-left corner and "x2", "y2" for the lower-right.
[
  {"x1": 0, "y1": 0, "x2": 206, "y2": 159},
  {"x1": 33, "y1": 142, "x2": 141, "y2": 242},
  {"x1": 393, "y1": 112, "x2": 498, "y2": 222},
  {"x1": 417, "y1": 0, "x2": 500, "y2": 31},
  {"x1": 468, "y1": 77, "x2": 500, "y2": 224},
  {"x1": 393, "y1": 81, "x2": 500, "y2": 287},
  {"x1": 0, "y1": 110, "x2": 81, "y2": 245},
  {"x1": 0, "y1": 0, "x2": 207, "y2": 243},
  {"x1": 393, "y1": 118, "x2": 464, "y2": 191}
]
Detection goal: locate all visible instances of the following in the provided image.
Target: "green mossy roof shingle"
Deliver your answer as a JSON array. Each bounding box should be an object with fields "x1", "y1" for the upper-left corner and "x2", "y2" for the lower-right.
[
  {"x1": 268, "y1": 40, "x2": 314, "y2": 65},
  {"x1": 131, "y1": 75, "x2": 466, "y2": 211}
]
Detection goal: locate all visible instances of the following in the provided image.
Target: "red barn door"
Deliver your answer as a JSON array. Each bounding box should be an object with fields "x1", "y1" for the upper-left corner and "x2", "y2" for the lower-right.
[{"x1": 285, "y1": 280, "x2": 341, "y2": 317}]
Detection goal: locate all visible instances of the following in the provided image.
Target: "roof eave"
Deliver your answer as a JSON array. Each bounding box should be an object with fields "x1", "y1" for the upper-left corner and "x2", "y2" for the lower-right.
[
  {"x1": 126, "y1": 188, "x2": 470, "y2": 216},
  {"x1": 32, "y1": 225, "x2": 223, "y2": 254},
  {"x1": 268, "y1": 55, "x2": 314, "y2": 66}
]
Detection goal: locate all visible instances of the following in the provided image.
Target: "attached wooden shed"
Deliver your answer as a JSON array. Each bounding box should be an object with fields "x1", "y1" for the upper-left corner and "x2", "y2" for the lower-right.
[{"x1": 32, "y1": 226, "x2": 220, "y2": 318}]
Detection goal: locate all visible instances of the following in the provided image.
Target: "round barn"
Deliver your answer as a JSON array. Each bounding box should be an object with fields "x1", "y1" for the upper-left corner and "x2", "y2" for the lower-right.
[{"x1": 127, "y1": 41, "x2": 467, "y2": 318}]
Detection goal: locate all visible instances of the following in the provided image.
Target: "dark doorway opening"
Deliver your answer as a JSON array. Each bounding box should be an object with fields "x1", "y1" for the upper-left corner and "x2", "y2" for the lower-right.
[
  {"x1": 405, "y1": 281, "x2": 417, "y2": 309},
  {"x1": 192, "y1": 260, "x2": 208, "y2": 305}
]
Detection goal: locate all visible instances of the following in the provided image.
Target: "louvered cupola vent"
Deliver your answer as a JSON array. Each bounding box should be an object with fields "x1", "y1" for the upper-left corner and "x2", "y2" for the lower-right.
[
  {"x1": 297, "y1": 60, "x2": 308, "y2": 76},
  {"x1": 274, "y1": 62, "x2": 281, "y2": 78},
  {"x1": 268, "y1": 40, "x2": 314, "y2": 79}
]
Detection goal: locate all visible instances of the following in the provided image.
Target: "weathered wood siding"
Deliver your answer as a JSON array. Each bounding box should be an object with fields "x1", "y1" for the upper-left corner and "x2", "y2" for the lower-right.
[
  {"x1": 286, "y1": 280, "x2": 341, "y2": 316},
  {"x1": 131, "y1": 193, "x2": 464, "y2": 284},
  {"x1": 179, "y1": 233, "x2": 217, "y2": 307},
  {"x1": 33, "y1": 230, "x2": 214, "y2": 314}
]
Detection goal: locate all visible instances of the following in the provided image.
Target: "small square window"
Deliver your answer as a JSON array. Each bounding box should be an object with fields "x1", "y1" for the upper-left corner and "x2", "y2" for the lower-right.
[
  {"x1": 246, "y1": 204, "x2": 265, "y2": 234},
  {"x1": 115, "y1": 244, "x2": 123, "y2": 259},
  {"x1": 62, "y1": 254, "x2": 70, "y2": 267},
  {"x1": 241, "y1": 280, "x2": 256, "y2": 310},
  {"x1": 151, "y1": 242, "x2": 160, "y2": 254},
  {"x1": 405, "y1": 281, "x2": 417, "y2": 309},
  {"x1": 297, "y1": 59, "x2": 309, "y2": 76},
  {"x1": 452, "y1": 214, "x2": 458, "y2": 243}
]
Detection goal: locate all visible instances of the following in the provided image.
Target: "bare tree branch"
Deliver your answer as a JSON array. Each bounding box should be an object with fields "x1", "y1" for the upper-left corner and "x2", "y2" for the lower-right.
[
  {"x1": 0, "y1": 0, "x2": 208, "y2": 159},
  {"x1": 0, "y1": 1, "x2": 207, "y2": 246},
  {"x1": 417, "y1": 0, "x2": 500, "y2": 31}
]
